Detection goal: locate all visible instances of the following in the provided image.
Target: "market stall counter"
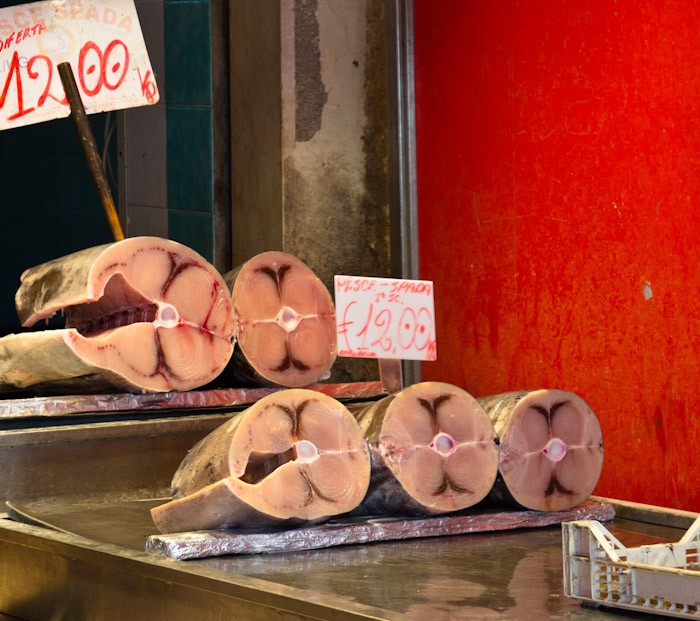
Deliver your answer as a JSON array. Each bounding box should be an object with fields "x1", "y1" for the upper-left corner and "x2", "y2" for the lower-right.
[{"x1": 0, "y1": 495, "x2": 694, "y2": 620}]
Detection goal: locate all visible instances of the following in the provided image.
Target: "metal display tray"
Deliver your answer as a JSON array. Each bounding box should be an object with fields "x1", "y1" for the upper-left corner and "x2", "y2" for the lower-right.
[
  {"x1": 0, "y1": 497, "x2": 695, "y2": 621},
  {"x1": 5, "y1": 498, "x2": 613, "y2": 560},
  {"x1": 0, "y1": 382, "x2": 385, "y2": 421}
]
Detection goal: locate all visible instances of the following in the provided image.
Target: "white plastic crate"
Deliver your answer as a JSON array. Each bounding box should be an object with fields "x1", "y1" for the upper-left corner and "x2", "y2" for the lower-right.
[{"x1": 563, "y1": 518, "x2": 700, "y2": 618}]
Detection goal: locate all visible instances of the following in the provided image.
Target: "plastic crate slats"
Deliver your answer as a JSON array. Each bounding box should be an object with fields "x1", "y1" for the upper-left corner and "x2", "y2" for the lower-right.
[{"x1": 563, "y1": 517, "x2": 700, "y2": 618}]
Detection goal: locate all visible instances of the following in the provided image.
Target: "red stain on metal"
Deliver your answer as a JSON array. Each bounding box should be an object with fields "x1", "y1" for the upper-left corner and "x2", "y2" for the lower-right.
[{"x1": 414, "y1": 1, "x2": 700, "y2": 510}]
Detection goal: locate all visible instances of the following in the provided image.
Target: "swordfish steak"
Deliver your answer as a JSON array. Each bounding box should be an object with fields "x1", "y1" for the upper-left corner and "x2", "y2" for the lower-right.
[
  {"x1": 0, "y1": 237, "x2": 234, "y2": 394},
  {"x1": 477, "y1": 389, "x2": 604, "y2": 512},
  {"x1": 353, "y1": 382, "x2": 499, "y2": 516},
  {"x1": 223, "y1": 251, "x2": 337, "y2": 387},
  {"x1": 151, "y1": 389, "x2": 370, "y2": 533}
]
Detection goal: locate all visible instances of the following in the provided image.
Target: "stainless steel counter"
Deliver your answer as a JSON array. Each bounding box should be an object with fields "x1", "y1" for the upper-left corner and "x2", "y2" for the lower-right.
[{"x1": 0, "y1": 499, "x2": 688, "y2": 621}]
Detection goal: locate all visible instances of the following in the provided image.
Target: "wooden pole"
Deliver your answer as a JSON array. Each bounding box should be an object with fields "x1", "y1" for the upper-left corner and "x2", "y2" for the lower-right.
[{"x1": 58, "y1": 62, "x2": 124, "y2": 242}]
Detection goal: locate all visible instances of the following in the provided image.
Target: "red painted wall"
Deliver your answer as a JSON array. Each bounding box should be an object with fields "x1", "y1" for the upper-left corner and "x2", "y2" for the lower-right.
[{"x1": 414, "y1": 1, "x2": 700, "y2": 511}]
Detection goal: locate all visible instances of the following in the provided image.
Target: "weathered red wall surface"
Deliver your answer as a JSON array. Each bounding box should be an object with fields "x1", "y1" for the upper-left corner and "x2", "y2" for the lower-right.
[{"x1": 414, "y1": 2, "x2": 700, "y2": 510}]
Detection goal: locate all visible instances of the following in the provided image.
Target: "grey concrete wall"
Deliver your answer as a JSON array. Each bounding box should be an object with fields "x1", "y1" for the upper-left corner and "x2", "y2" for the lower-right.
[
  {"x1": 282, "y1": 0, "x2": 390, "y2": 287},
  {"x1": 231, "y1": 0, "x2": 391, "y2": 382}
]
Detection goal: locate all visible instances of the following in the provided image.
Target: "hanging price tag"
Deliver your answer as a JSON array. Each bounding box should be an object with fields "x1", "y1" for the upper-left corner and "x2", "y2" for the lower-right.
[
  {"x1": 335, "y1": 275, "x2": 437, "y2": 361},
  {"x1": 0, "y1": 0, "x2": 158, "y2": 130}
]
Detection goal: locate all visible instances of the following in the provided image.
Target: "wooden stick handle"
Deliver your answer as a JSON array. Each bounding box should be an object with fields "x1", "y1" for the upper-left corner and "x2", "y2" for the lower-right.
[{"x1": 58, "y1": 62, "x2": 124, "y2": 242}]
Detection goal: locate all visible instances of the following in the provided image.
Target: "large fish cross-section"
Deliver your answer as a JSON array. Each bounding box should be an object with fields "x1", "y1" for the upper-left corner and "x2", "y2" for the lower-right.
[
  {"x1": 0, "y1": 237, "x2": 234, "y2": 394},
  {"x1": 224, "y1": 251, "x2": 337, "y2": 387},
  {"x1": 353, "y1": 382, "x2": 500, "y2": 516},
  {"x1": 477, "y1": 389, "x2": 604, "y2": 512},
  {"x1": 151, "y1": 389, "x2": 371, "y2": 533}
]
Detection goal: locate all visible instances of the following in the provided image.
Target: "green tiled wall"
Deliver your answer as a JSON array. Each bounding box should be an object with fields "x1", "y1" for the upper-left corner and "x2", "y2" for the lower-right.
[
  {"x1": 166, "y1": 107, "x2": 214, "y2": 213},
  {"x1": 163, "y1": 0, "x2": 216, "y2": 262},
  {"x1": 164, "y1": 0, "x2": 213, "y2": 107},
  {"x1": 168, "y1": 211, "x2": 214, "y2": 260}
]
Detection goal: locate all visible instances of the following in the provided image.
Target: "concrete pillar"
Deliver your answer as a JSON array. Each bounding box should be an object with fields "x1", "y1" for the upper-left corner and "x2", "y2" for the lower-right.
[{"x1": 230, "y1": 0, "x2": 391, "y2": 382}]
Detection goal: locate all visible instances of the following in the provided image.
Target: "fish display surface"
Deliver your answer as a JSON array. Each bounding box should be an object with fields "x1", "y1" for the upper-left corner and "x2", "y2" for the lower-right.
[
  {"x1": 0, "y1": 237, "x2": 234, "y2": 394},
  {"x1": 353, "y1": 382, "x2": 500, "y2": 516},
  {"x1": 223, "y1": 251, "x2": 337, "y2": 388},
  {"x1": 150, "y1": 389, "x2": 371, "y2": 534},
  {"x1": 477, "y1": 390, "x2": 604, "y2": 512}
]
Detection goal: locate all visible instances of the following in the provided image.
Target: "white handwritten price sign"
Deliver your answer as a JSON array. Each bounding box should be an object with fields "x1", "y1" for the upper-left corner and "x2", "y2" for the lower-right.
[
  {"x1": 335, "y1": 275, "x2": 437, "y2": 361},
  {"x1": 0, "y1": 0, "x2": 158, "y2": 130}
]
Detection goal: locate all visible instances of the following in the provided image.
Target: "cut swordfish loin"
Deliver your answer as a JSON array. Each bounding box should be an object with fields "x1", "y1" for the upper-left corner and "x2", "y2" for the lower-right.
[
  {"x1": 477, "y1": 390, "x2": 604, "y2": 512},
  {"x1": 0, "y1": 237, "x2": 234, "y2": 394},
  {"x1": 151, "y1": 389, "x2": 370, "y2": 533},
  {"x1": 352, "y1": 382, "x2": 499, "y2": 516},
  {"x1": 222, "y1": 251, "x2": 337, "y2": 388}
]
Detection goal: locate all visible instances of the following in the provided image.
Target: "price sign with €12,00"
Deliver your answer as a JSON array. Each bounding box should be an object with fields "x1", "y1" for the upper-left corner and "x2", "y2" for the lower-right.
[
  {"x1": 335, "y1": 275, "x2": 437, "y2": 361},
  {"x1": 0, "y1": 0, "x2": 158, "y2": 130}
]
